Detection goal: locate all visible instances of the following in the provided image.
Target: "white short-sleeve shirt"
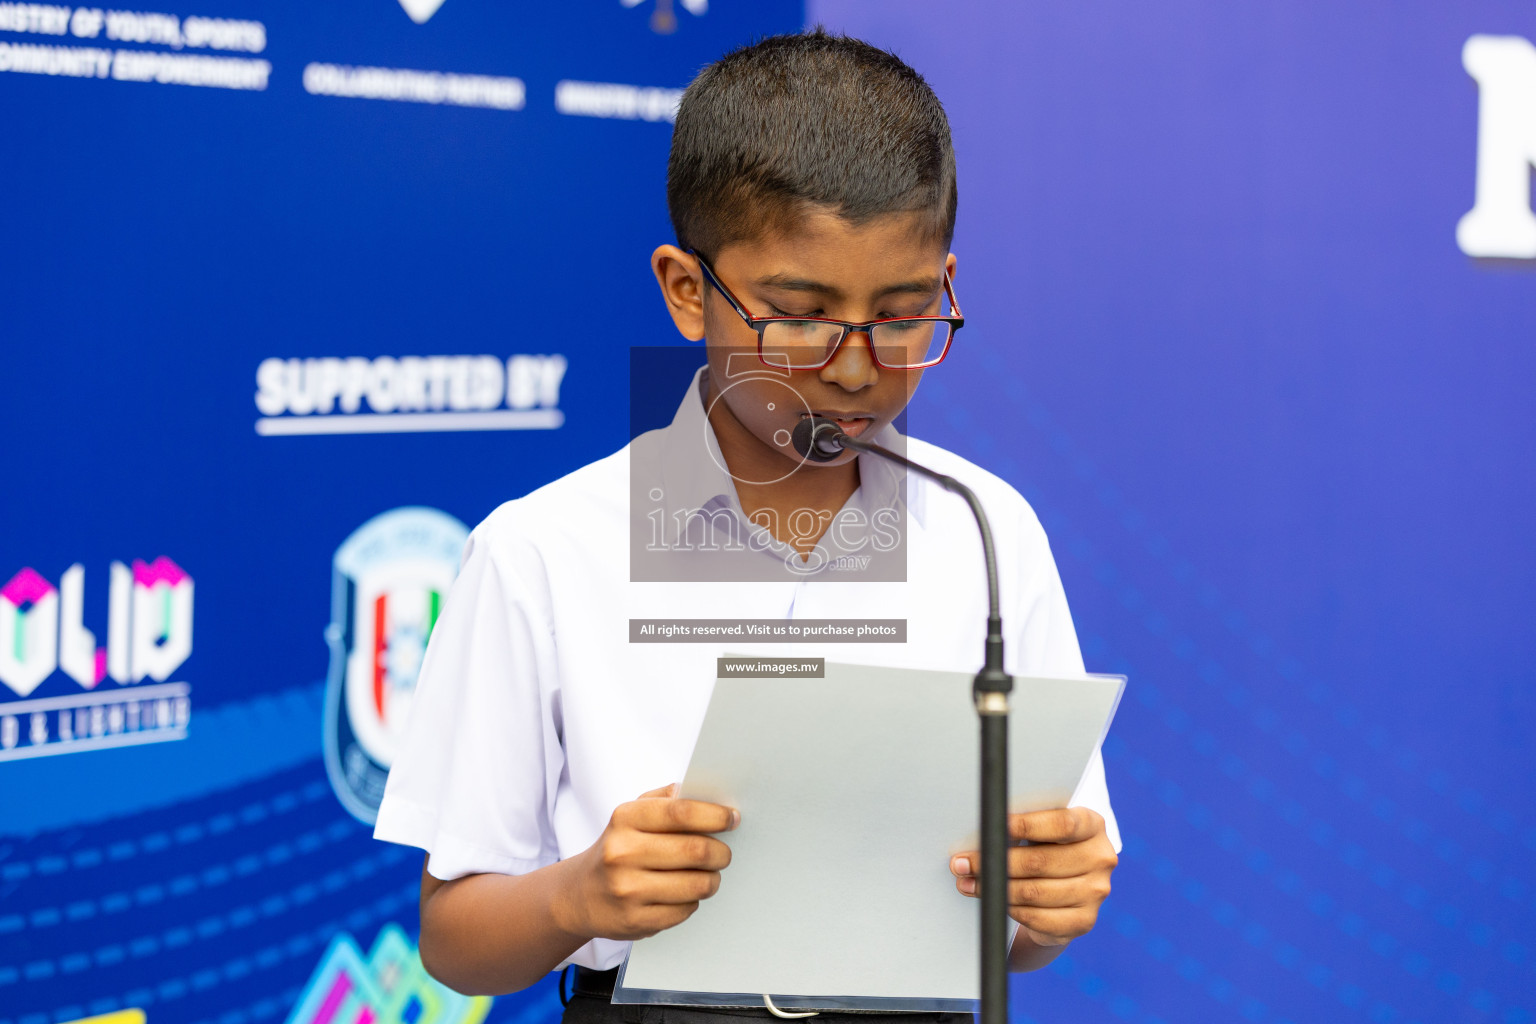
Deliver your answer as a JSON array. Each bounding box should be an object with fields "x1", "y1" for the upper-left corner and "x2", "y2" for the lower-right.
[{"x1": 374, "y1": 370, "x2": 1120, "y2": 970}]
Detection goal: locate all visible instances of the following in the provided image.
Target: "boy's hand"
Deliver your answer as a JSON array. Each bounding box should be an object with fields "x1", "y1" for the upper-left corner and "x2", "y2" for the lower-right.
[
  {"x1": 561, "y1": 784, "x2": 738, "y2": 942},
  {"x1": 948, "y1": 807, "x2": 1116, "y2": 949}
]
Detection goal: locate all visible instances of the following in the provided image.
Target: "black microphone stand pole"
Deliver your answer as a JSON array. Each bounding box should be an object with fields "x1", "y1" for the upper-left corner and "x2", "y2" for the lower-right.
[{"x1": 801, "y1": 421, "x2": 1012, "y2": 1024}]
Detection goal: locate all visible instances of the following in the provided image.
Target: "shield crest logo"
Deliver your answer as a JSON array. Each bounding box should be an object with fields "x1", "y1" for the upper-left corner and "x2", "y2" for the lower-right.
[{"x1": 324, "y1": 507, "x2": 469, "y2": 823}]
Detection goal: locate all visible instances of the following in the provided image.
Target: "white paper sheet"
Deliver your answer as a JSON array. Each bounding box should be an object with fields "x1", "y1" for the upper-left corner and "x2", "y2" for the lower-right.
[{"x1": 616, "y1": 659, "x2": 1125, "y2": 1011}]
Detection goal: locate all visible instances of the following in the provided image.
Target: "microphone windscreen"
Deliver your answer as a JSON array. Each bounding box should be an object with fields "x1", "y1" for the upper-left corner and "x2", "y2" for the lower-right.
[{"x1": 791, "y1": 416, "x2": 844, "y2": 463}]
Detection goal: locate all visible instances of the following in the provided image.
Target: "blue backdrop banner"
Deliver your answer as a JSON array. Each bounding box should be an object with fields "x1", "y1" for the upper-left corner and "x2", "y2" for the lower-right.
[
  {"x1": 0, "y1": 2, "x2": 800, "y2": 1022},
  {"x1": 5, "y1": 1, "x2": 1535, "y2": 1023}
]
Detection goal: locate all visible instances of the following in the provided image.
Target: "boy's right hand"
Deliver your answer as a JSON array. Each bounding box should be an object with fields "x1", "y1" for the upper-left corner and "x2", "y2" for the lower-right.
[{"x1": 560, "y1": 784, "x2": 738, "y2": 941}]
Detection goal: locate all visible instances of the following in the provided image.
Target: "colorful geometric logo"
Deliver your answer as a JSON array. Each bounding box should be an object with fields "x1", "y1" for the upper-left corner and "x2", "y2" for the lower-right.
[
  {"x1": 0, "y1": 567, "x2": 60, "y2": 698},
  {"x1": 0, "y1": 559, "x2": 194, "y2": 698},
  {"x1": 285, "y1": 923, "x2": 491, "y2": 1024},
  {"x1": 1, "y1": 558, "x2": 194, "y2": 760},
  {"x1": 324, "y1": 507, "x2": 468, "y2": 823},
  {"x1": 60, "y1": 1012, "x2": 146, "y2": 1024}
]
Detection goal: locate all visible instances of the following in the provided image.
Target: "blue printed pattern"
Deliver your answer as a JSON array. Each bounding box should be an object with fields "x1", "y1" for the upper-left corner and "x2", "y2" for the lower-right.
[{"x1": 0, "y1": 759, "x2": 561, "y2": 1024}]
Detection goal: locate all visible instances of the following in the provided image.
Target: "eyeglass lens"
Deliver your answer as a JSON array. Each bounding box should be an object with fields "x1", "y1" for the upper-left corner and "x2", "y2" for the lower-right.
[{"x1": 760, "y1": 319, "x2": 953, "y2": 369}]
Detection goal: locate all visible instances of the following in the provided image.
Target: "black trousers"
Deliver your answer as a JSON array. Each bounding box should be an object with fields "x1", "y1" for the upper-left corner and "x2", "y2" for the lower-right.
[{"x1": 560, "y1": 968, "x2": 976, "y2": 1024}]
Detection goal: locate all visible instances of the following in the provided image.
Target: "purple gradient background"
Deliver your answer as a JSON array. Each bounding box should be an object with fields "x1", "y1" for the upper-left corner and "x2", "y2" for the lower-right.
[{"x1": 807, "y1": 2, "x2": 1535, "y2": 1022}]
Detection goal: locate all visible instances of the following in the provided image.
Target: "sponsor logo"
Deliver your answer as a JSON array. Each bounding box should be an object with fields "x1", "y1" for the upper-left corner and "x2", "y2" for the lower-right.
[
  {"x1": 254, "y1": 354, "x2": 566, "y2": 435},
  {"x1": 621, "y1": 0, "x2": 706, "y2": 35},
  {"x1": 0, "y1": 558, "x2": 193, "y2": 760},
  {"x1": 286, "y1": 922, "x2": 491, "y2": 1024},
  {"x1": 303, "y1": 63, "x2": 524, "y2": 111},
  {"x1": 0, "y1": 7, "x2": 271, "y2": 91},
  {"x1": 396, "y1": 0, "x2": 447, "y2": 25},
  {"x1": 324, "y1": 507, "x2": 468, "y2": 824},
  {"x1": 555, "y1": 79, "x2": 682, "y2": 123},
  {"x1": 1458, "y1": 34, "x2": 1536, "y2": 259}
]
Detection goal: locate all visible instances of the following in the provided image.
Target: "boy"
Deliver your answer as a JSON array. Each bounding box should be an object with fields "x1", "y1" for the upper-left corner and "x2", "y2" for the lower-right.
[{"x1": 375, "y1": 30, "x2": 1120, "y2": 1015}]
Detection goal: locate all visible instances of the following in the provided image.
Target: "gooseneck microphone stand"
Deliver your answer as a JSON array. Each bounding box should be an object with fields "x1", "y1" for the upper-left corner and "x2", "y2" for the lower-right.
[{"x1": 791, "y1": 417, "x2": 1013, "y2": 1024}]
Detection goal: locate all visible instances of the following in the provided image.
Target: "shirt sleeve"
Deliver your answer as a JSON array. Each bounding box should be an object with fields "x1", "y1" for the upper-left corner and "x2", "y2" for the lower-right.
[
  {"x1": 1010, "y1": 504, "x2": 1123, "y2": 855},
  {"x1": 373, "y1": 520, "x2": 566, "y2": 880}
]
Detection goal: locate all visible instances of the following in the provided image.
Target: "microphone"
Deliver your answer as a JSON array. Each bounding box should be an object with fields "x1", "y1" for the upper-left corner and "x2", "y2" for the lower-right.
[
  {"x1": 790, "y1": 415, "x2": 846, "y2": 463},
  {"x1": 789, "y1": 411, "x2": 1014, "y2": 1021}
]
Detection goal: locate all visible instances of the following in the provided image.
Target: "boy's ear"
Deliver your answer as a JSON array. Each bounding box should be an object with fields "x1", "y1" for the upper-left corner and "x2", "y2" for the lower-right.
[{"x1": 651, "y1": 245, "x2": 706, "y2": 342}]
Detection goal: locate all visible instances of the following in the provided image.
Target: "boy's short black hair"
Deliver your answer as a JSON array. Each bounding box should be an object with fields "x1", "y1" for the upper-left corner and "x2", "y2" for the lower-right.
[{"x1": 668, "y1": 29, "x2": 957, "y2": 260}]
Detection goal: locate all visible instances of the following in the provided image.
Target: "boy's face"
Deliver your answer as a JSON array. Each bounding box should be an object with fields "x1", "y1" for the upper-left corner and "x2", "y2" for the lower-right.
[{"x1": 654, "y1": 208, "x2": 955, "y2": 478}]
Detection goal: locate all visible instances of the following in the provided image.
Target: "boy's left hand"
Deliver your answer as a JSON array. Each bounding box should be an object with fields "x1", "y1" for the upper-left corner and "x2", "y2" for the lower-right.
[{"x1": 949, "y1": 807, "x2": 1117, "y2": 949}]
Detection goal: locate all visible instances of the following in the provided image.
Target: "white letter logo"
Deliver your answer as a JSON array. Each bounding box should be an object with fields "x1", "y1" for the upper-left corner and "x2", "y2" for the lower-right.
[{"x1": 1457, "y1": 35, "x2": 1536, "y2": 259}]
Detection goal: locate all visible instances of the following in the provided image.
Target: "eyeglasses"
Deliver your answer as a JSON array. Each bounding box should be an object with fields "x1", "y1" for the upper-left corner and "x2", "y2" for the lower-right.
[{"x1": 693, "y1": 253, "x2": 964, "y2": 371}]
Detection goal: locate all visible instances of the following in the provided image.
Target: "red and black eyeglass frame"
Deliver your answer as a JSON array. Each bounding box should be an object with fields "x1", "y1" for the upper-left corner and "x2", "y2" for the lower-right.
[{"x1": 689, "y1": 250, "x2": 965, "y2": 371}]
